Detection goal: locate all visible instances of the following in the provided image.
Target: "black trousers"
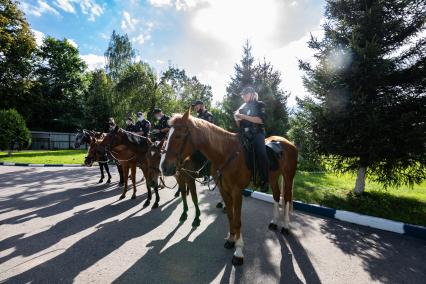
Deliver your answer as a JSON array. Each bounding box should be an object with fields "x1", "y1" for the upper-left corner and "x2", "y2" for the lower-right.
[{"x1": 253, "y1": 132, "x2": 269, "y2": 184}]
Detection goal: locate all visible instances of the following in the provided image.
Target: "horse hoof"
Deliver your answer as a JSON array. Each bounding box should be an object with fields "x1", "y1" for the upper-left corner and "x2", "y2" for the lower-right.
[
  {"x1": 268, "y1": 223, "x2": 278, "y2": 231},
  {"x1": 98, "y1": 179, "x2": 103, "y2": 184},
  {"x1": 119, "y1": 195, "x2": 125, "y2": 200},
  {"x1": 192, "y1": 218, "x2": 201, "y2": 227},
  {"x1": 131, "y1": 195, "x2": 136, "y2": 200},
  {"x1": 151, "y1": 203, "x2": 159, "y2": 209},
  {"x1": 179, "y1": 213, "x2": 187, "y2": 222},
  {"x1": 232, "y1": 255, "x2": 244, "y2": 266},
  {"x1": 216, "y1": 202, "x2": 223, "y2": 209},
  {"x1": 119, "y1": 182, "x2": 124, "y2": 186},
  {"x1": 281, "y1": 227, "x2": 290, "y2": 235},
  {"x1": 174, "y1": 191, "x2": 180, "y2": 198},
  {"x1": 107, "y1": 179, "x2": 111, "y2": 183},
  {"x1": 224, "y1": 240, "x2": 235, "y2": 249}
]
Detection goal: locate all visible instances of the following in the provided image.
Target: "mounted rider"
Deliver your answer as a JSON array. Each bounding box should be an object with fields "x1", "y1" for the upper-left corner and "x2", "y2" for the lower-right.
[
  {"x1": 151, "y1": 108, "x2": 170, "y2": 141},
  {"x1": 134, "y1": 112, "x2": 151, "y2": 137},
  {"x1": 125, "y1": 117, "x2": 136, "y2": 132},
  {"x1": 234, "y1": 86, "x2": 269, "y2": 192},
  {"x1": 193, "y1": 100, "x2": 214, "y2": 123}
]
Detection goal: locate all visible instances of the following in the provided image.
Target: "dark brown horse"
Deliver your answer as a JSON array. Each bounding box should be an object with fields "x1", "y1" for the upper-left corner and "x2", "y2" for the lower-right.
[
  {"x1": 160, "y1": 110, "x2": 298, "y2": 265},
  {"x1": 75, "y1": 130, "x2": 123, "y2": 184},
  {"x1": 89, "y1": 127, "x2": 160, "y2": 208}
]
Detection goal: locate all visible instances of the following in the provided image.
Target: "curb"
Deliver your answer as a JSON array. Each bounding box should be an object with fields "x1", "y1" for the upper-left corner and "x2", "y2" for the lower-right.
[
  {"x1": 0, "y1": 162, "x2": 83, "y2": 167},
  {"x1": 242, "y1": 189, "x2": 426, "y2": 240}
]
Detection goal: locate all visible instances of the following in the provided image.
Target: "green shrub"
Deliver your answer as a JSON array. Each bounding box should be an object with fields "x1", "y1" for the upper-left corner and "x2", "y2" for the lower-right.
[{"x1": 0, "y1": 109, "x2": 31, "y2": 154}]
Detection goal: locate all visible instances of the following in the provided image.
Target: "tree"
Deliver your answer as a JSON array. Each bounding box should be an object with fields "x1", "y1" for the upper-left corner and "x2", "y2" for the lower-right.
[
  {"x1": 0, "y1": 0, "x2": 36, "y2": 119},
  {"x1": 299, "y1": 0, "x2": 426, "y2": 193},
  {"x1": 288, "y1": 97, "x2": 322, "y2": 171},
  {"x1": 223, "y1": 40, "x2": 255, "y2": 130},
  {"x1": 254, "y1": 59, "x2": 289, "y2": 136},
  {"x1": 161, "y1": 66, "x2": 213, "y2": 113},
  {"x1": 33, "y1": 36, "x2": 88, "y2": 131},
  {"x1": 84, "y1": 69, "x2": 113, "y2": 131},
  {"x1": 223, "y1": 41, "x2": 290, "y2": 135},
  {"x1": 104, "y1": 30, "x2": 135, "y2": 82},
  {"x1": 0, "y1": 109, "x2": 31, "y2": 156}
]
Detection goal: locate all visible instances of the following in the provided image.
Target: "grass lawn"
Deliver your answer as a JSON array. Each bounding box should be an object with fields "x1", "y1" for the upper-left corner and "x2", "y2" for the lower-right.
[
  {"x1": 0, "y1": 150, "x2": 86, "y2": 165},
  {"x1": 291, "y1": 171, "x2": 426, "y2": 227}
]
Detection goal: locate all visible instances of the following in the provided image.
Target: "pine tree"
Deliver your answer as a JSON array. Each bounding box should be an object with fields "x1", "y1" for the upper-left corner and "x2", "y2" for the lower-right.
[
  {"x1": 299, "y1": 0, "x2": 426, "y2": 193},
  {"x1": 223, "y1": 41, "x2": 289, "y2": 135}
]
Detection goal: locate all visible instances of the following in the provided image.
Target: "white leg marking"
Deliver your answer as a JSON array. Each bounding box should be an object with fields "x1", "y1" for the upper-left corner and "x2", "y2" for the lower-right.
[
  {"x1": 234, "y1": 235, "x2": 244, "y2": 258},
  {"x1": 159, "y1": 127, "x2": 175, "y2": 173},
  {"x1": 283, "y1": 201, "x2": 290, "y2": 229},
  {"x1": 272, "y1": 201, "x2": 279, "y2": 224}
]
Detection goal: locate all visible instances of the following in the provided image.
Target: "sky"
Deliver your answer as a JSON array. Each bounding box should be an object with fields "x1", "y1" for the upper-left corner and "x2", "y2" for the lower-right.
[{"x1": 21, "y1": 0, "x2": 326, "y2": 106}]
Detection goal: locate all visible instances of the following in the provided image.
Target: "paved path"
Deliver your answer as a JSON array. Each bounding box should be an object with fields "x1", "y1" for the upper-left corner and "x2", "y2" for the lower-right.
[{"x1": 0, "y1": 166, "x2": 425, "y2": 283}]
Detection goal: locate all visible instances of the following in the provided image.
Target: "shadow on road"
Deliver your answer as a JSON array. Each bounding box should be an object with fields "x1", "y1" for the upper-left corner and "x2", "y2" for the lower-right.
[{"x1": 320, "y1": 219, "x2": 426, "y2": 283}]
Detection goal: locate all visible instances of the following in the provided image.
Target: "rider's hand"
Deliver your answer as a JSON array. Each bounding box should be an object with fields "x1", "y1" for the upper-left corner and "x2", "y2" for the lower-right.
[
  {"x1": 234, "y1": 113, "x2": 244, "y2": 120},
  {"x1": 152, "y1": 129, "x2": 160, "y2": 134}
]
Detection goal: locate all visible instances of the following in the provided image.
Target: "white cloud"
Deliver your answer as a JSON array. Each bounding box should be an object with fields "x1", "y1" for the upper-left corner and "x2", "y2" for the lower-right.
[
  {"x1": 148, "y1": 0, "x2": 172, "y2": 8},
  {"x1": 133, "y1": 35, "x2": 146, "y2": 45},
  {"x1": 32, "y1": 29, "x2": 45, "y2": 46},
  {"x1": 81, "y1": 54, "x2": 105, "y2": 70},
  {"x1": 54, "y1": 0, "x2": 75, "y2": 13},
  {"x1": 67, "y1": 39, "x2": 78, "y2": 48},
  {"x1": 121, "y1": 11, "x2": 139, "y2": 31},
  {"x1": 22, "y1": 0, "x2": 60, "y2": 17},
  {"x1": 53, "y1": 0, "x2": 104, "y2": 21},
  {"x1": 79, "y1": 0, "x2": 104, "y2": 21},
  {"x1": 162, "y1": 0, "x2": 324, "y2": 105}
]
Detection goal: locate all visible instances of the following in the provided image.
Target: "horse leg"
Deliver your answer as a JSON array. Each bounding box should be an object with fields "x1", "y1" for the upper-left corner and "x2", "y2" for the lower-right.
[
  {"x1": 142, "y1": 167, "x2": 152, "y2": 208},
  {"x1": 268, "y1": 174, "x2": 281, "y2": 231},
  {"x1": 98, "y1": 164, "x2": 104, "y2": 183},
  {"x1": 176, "y1": 175, "x2": 188, "y2": 221},
  {"x1": 281, "y1": 173, "x2": 294, "y2": 234},
  {"x1": 188, "y1": 179, "x2": 200, "y2": 227},
  {"x1": 151, "y1": 174, "x2": 160, "y2": 209},
  {"x1": 117, "y1": 164, "x2": 124, "y2": 186},
  {"x1": 130, "y1": 163, "x2": 137, "y2": 199},
  {"x1": 105, "y1": 163, "x2": 111, "y2": 183},
  {"x1": 231, "y1": 188, "x2": 244, "y2": 266},
  {"x1": 220, "y1": 186, "x2": 235, "y2": 249},
  {"x1": 120, "y1": 163, "x2": 129, "y2": 200}
]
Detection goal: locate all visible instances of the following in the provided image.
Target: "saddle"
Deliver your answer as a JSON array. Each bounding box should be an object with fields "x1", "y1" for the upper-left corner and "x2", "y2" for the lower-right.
[{"x1": 240, "y1": 135, "x2": 283, "y2": 185}]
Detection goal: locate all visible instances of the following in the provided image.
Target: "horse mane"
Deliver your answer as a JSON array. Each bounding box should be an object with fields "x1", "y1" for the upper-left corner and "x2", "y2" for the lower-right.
[
  {"x1": 119, "y1": 128, "x2": 152, "y2": 147},
  {"x1": 169, "y1": 114, "x2": 239, "y2": 156}
]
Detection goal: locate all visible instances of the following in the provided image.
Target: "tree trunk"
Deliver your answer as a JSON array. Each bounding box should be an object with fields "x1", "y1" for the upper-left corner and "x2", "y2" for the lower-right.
[
  {"x1": 7, "y1": 149, "x2": 12, "y2": 156},
  {"x1": 354, "y1": 166, "x2": 366, "y2": 194}
]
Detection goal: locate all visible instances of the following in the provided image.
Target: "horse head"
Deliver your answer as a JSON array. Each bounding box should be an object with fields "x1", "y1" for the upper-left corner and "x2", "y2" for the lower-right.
[{"x1": 160, "y1": 109, "x2": 197, "y2": 176}]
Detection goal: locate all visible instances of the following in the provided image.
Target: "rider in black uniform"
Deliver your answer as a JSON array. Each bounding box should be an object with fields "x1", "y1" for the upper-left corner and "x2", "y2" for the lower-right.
[
  {"x1": 125, "y1": 117, "x2": 136, "y2": 132},
  {"x1": 193, "y1": 100, "x2": 214, "y2": 123},
  {"x1": 234, "y1": 86, "x2": 269, "y2": 192},
  {"x1": 152, "y1": 108, "x2": 170, "y2": 141},
  {"x1": 134, "y1": 111, "x2": 151, "y2": 136}
]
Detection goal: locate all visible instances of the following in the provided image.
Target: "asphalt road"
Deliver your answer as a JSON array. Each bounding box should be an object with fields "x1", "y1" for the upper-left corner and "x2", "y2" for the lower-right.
[{"x1": 0, "y1": 166, "x2": 425, "y2": 284}]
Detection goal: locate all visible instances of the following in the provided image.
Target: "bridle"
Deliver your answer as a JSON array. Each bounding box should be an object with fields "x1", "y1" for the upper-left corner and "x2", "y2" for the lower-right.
[{"x1": 162, "y1": 125, "x2": 194, "y2": 169}]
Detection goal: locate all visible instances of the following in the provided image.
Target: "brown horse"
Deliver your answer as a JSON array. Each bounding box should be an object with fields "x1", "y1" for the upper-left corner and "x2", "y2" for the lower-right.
[
  {"x1": 160, "y1": 110, "x2": 298, "y2": 265},
  {"x1": 89, "y1": 127, "x2": 160, "y2": 209}
]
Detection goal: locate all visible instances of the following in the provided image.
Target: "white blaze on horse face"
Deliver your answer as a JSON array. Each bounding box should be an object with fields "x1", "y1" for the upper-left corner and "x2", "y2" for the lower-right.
[{"x1": 160, "y1": 127, "x2": 175, "y2": 173}]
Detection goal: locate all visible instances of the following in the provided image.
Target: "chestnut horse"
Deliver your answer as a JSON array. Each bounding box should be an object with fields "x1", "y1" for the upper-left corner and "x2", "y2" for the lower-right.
[
  {"x1": 89, "y1": 127, "x2": 160, "y2": 209},
  {"x1": 160, "y1": 110, "x2": 298, "y2": 265}
]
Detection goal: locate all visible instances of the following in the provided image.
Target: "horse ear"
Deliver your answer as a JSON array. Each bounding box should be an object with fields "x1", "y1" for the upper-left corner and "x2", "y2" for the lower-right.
[{"x1": 182, "y1": 107, "x2": 191, "y2": 121}]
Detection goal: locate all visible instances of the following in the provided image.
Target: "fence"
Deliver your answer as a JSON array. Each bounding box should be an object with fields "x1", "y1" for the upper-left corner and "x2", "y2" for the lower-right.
[{"x1": 30, "y1": 131, "x2": 88, "y2": 150}]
